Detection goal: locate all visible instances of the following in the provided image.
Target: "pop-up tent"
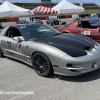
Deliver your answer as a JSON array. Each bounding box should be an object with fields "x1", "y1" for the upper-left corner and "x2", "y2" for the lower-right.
[
  {"x1": 31, "y1": 6, "x2": 58, "y2": 15},
  {"x1": 52, "y1": 0, "x2": 84, "y2": 14},
  {"x1": 0, "y1": 1, "x2": 30, "y2": 17},
  {"x1": 31, "y1": 6, "x2": 58, "y2": 24}
]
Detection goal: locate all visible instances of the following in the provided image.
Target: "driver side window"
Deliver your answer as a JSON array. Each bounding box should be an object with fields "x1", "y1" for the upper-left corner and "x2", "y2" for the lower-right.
[
  {"x1": 5, "y1": 28, "x2": 22, "y2": 38},
  {"x1": 77, "y1": 21, "x2": 82, "y2": 28},
  {"x1": 77, "y1": 21, "x2": 99, "y2": 29}
]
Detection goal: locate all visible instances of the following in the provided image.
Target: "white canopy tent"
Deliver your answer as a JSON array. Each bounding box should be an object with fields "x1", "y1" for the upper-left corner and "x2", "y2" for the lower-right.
[
  {"x1": 0, "y1": 1, "x2": 30, "y2": 17},
  {"x1": 52, "y1": 0, "x2": 84, "y2": 14}
]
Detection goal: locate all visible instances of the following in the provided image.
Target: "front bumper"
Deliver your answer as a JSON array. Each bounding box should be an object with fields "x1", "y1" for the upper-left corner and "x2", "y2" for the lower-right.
[{"x1": 53, "y1": 46, "x2": 100, "y2": 76}]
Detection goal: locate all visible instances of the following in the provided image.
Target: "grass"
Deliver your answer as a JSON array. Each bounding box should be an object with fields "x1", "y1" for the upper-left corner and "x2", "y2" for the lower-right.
[
  {"x1": 0, "y1": 9, "x2": 100, "y2": 19},
  {"x1": 81, "y1": 9, "x2": 100, "y2": 14}
]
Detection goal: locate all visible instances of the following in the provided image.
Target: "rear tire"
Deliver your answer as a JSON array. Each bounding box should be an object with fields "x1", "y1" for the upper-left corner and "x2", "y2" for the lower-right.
[
  {"x1": 32, "y1": 53, "x2": 53, "y2": 77},
  {"x1": 0, "y1": 48, "x2": 4, "y2": 58}
]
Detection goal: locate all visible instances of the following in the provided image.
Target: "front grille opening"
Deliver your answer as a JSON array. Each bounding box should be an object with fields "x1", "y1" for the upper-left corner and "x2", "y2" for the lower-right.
[
  {"x1": 67, "y1": 64, "x2": 72, "y2": 67},
  {"x1": 67, "y1": 64, "x2": 80, "y2": 68},
  {"x1": 70, "y1": 69, "x2": 81, "y2": 73}
]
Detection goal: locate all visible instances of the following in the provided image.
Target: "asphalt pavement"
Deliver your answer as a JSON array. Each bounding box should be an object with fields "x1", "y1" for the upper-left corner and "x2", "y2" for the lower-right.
[{"x1": 1, "y1": 18, "x2": 100, "y2": 100}]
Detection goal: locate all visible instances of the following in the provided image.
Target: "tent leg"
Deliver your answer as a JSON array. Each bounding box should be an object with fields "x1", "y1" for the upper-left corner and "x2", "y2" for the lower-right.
[
  {"x1": 30, "y1": 15, "x2": 32, "y2": 23},
  {"x1": 46, "y1": 15, "x2": 47, "y2": 25},
  {"x1": 60, "y1": 14, "x2": 61, "y2": 25},
  {"x1": 11, "y1": 16, "x2": 13, "y2": 25},
  {"x1": 60, "y1": 9, "x2": 61, "y2": 25},
  {"x1": 25, "y1": 16, "x2": 26, "y2": 21},
  {"x1": 34, "y1": 14, "x2": 35, "y2": 23},
  {"x1": 22, "y1": 15, "x2": 23, "y2": 22},
  {"x1": 66, "y1": 14, "x2": 67, "y2": 24}
]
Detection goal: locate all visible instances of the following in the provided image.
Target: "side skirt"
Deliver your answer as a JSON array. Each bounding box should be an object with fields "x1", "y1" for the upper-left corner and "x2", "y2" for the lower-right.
[{"x1": 4, "y1": 54, "x2": 32, "y2": 66}]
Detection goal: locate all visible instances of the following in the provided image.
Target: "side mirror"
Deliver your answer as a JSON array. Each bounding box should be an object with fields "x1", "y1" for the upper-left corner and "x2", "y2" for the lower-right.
[
  {"x1": 13, "y1": 36, "x2": 24, "y2": 42},
  {"x1": 97, "y1": 27, "x2": 100, "y2": 33}
]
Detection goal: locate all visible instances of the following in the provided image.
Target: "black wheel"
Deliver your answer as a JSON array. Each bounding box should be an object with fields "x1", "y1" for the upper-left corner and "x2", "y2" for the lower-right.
[
  {"x1": 0, "y1": 48, "x2": 4, "y2": 57},
  {"x1": 32, "y1": 53, "x2": 53, "y2": 77}
]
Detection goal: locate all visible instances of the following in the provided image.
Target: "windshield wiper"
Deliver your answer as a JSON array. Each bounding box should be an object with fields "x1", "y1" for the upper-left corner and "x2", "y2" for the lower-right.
[
  {"x1": 28, "y1": 36, "x2": 48, "y2": 40},
  {"x1": 53, "y1": 33, "x2": 61, "y2": 36}
]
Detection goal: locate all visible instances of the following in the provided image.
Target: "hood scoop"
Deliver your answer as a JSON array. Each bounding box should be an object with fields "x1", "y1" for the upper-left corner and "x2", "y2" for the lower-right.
[{"x1": 84, "y1": 46, "x2": 93, "y2": 51}]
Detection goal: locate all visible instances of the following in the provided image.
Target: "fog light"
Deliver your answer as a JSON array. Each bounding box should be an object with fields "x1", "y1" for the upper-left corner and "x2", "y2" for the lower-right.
[{"x1": 92, "y1": 62, "x2": 97, "y2": 69}]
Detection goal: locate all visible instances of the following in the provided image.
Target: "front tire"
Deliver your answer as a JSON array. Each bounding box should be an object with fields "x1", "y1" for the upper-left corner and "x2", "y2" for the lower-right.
[
  {"x1": 0, "y1": 48, "x2": 4, "y2": 57},
  {"x1": 32, "y1": 53, "x2": 53, "y2": 77}
]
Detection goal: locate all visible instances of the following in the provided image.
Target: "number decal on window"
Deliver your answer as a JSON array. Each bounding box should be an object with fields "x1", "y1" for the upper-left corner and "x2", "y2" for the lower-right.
[{"x1": 81, "y1": 31, "x2": 90, "y2": 35}]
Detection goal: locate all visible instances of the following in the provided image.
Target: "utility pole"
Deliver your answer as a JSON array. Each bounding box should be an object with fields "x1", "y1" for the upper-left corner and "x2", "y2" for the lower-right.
[{"x1": 4, "y1": 0, "x2": 5, "y2": 2}]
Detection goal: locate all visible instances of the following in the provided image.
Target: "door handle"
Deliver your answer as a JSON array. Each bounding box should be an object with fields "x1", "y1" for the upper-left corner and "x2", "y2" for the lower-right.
[
  {"x1": 25, "y1": 45, "x2": 29, "y2": 49},
  {"x1": 7, "y1": 41, "x2": 11, "y2": 49},
  {"x1": 76, "y1": 30, "x2": 80, "y2": 32}
]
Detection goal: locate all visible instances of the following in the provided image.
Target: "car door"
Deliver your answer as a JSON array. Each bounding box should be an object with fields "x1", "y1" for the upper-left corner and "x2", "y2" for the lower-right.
[
  {"x1": 75, "y1": 21, "x2": 99, "y2": 41},
  {"x1": 10, "y1": 28, "x2": 29, "y2": 62},
  {"x1": 1, "y1": 27, "x2": 29, "y2": 62}
]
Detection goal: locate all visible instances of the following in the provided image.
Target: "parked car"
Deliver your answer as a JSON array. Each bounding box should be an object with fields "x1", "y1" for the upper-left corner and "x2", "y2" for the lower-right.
[
  {"x1": 91, "y1": 15, "x2": 98, "y2": 19},
  {"x1": 61, "y1": 22, "x2": 73, "y2": 28},
  {"x1": 16, "y1": 19, "x2": 29, "y2": 24},
  {"x1": 73, "y1": 17, "x2": 81, "y2": 21},
  {"x1": 33, "y1": 19, "x2": 43, "y2": 24},
  {"x1": 0, "y1": 24, "x2": 100, "y2": 77},
  {"x1": 0, "y1": 21, "x2": 2, "y2": 27},
  {"x1": 79, "y1": 14, "x2": 88, "y2": 18},
  {"x1": 46, "y1": 18, "x2": 59, "y2": 26},
  {"x1": 55, "y1": 19, "x2": 100, "y2": 44}
]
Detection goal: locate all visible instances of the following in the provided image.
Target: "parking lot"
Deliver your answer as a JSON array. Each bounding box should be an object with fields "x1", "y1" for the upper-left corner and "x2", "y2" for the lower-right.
[
  {"x1": 0, "y1": 18, "x2": 73, "y2": 29},
  {"x1": 1, "y1": 18, "x2": 100, "y2": 100}
]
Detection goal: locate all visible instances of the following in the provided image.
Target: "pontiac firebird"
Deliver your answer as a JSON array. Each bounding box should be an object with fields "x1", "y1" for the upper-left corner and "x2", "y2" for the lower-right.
[{"x1": 0, "y1": 24, "x2": 100, "y2": 77}]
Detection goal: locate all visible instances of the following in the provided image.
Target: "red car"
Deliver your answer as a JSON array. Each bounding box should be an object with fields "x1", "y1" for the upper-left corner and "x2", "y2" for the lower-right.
[{"x1": 55, "y1": 19, "x2": 100, "y2": 43}]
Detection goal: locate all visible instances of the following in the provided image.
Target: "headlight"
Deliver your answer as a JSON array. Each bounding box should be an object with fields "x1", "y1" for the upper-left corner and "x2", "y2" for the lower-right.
[{"x1": 92, "y1": 62, "x2": 97, "y2": 69}]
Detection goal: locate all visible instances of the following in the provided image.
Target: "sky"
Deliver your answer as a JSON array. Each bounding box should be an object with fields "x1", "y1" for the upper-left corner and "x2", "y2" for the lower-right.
[{"x1": 0, "y1": 0, "x2": 100, "y2": 6}]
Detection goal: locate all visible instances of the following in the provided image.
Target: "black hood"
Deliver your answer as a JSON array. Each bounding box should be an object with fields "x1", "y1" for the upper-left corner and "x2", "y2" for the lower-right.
[{"x1": 35, "y1": 33, "x2": 97, "y2": 57}]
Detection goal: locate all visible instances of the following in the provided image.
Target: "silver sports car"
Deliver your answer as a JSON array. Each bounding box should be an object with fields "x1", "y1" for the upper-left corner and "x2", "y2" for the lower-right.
[{"x1": 0, "y1": 24, "x2": 100, "y2": 77}]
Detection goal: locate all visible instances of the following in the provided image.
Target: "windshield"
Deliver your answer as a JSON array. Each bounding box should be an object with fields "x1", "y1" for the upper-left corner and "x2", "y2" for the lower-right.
[
  {"x1": 61, "y1": 22, "x2": 73, "y2": 28},
  {"x1": 19, "y1": 25, "x2": 61, "y2": 40}
]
